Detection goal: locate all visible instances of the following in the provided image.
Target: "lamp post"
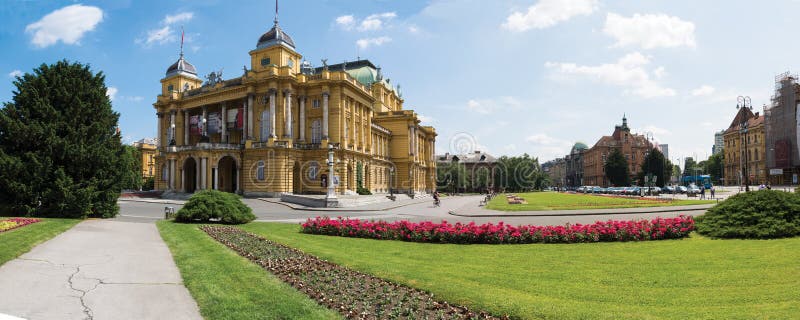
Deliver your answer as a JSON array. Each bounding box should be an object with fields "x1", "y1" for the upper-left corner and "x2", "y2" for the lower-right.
[
  {"x1": 389, "y1": 166, "x2": 394, "y2": 197},
  {"x1": 325, "y1": 144, "x2": 338, "y2": 207},
  {"x1": 737, "y1": 95, "x2": 752, "y2": 192}
]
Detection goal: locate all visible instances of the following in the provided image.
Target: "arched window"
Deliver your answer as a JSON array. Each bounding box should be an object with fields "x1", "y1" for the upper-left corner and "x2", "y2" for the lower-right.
[
  {"x1": 162, "y1": 164, "x2": 168, "y2": 181},
  {"x1": 260, "y1": 111, "x2": 270, "y2": 141},
  {"x1": 257, "y1": 161, "x2": 265, "y2": 181},
  {"x1": 311, "y1": 119, "x2": 322, "y2": 143}
]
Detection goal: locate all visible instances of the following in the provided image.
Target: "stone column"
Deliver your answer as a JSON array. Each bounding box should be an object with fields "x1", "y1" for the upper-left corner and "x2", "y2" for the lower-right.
[
  {"x1": 169, "y1": 159, "x2": 175, "y2": 190},
  {"x1": 201, "y1": 158, "x2": 207, "y2": 189},
  {"x1": 299, "y1": 96, "x2": 306, "y2": 141},
  {"x1": 195, "y1": 157, "x2": 201, "y2": 191},
  {"x1": 284, "y1": 89, "x2": 292, "y2": 139},
  {"x1": 213, "y1": 167, "x2": 218, "y2": 190},
  {"x1": 221, "y1": 103, "x2": 227, "y2": 143},
  {"x1": 269, "y1": 89, "x2": 277, "y2": 138},
  {"x1": 322, "y1": 92, "x2": 329, "y2": 139},
  {"x1": 247, "y1": 94, "x2": 254, "y2": 139},
  {"x1": 157, "y1": 113, "x2": 163, "y2": 149},
  {"x1": 183, "y1": 110, "x2": 189, "y2": 145}
]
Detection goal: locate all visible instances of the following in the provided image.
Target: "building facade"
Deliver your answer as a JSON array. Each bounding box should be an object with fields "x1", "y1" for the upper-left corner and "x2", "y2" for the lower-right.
[
  {"x1": 565, "y1": 142, "x2": 587, "y2": 188},
  {"x1": 134, "y1": 138, "x2": 158, "y2": 179},
  {"x1": 723, "y1": 107, "x2": 766, "y2": 186},
  {"x1": 436, "y1": 151, "x2": 497, "y2": 192},
  {"x1": 542, "y1": 157, "x2": 566, "y2": 189},
  {"x1": 153, "y1": 15, "x2": 436, "y2": 196},
  {"x1": 658, "y1": 144, "x2": 669, "y2": 160},
  {"x1": 582, "y1": 116, "x2": 654, "y2": 187},
  {"x1": 765, "y1": 72, "x2": 800, "y2": 184},
  {"x1": 712, "y1": 130, "x2": 724, "y2": 155}
]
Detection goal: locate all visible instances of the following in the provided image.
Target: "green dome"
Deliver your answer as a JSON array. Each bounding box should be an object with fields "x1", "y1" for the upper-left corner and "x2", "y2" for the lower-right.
[
  {"x1": 573, "y1": 142, "x2": 588, "y2": 150},
  {"x1": 345, "y1": 66, "x2": 378, "y2": 86}
]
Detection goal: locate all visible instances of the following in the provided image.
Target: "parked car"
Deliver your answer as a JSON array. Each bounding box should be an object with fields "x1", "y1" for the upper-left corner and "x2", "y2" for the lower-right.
[
  {"x1": 663, "y1": 186, "x2": 675, "y2": 194},
  {"x1": 676, "y1": 186, "x2": 688, "y2": 194},
  {"x1": 687, "y1": 186, "x2": 701, "y2": 195},
  {"x1": 643, "y1": 186, "x2": 660, "y2": 195}
]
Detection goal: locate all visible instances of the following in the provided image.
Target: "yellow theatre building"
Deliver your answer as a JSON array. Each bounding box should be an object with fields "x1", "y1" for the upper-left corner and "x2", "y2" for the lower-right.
[{"x1": 153, "y1": 15, "x2": 436, "y2": 196}]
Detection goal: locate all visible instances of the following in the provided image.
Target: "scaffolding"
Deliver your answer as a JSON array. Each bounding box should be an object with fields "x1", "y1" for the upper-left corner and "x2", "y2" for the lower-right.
[{"x1": 764, "y1": 71, "x2": 800, "y2": 183}]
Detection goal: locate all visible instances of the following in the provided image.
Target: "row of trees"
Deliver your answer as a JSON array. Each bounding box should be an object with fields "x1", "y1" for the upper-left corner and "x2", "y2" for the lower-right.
[
  {"x1": 0, "y1": 61, "x2": 142, "y2": 218},
  {"x1": 603, "y1": 148, "x2": 674, "y2": 187},
  {"x1": 436, "y1": 154, "x2": 550, "y2": 193}
]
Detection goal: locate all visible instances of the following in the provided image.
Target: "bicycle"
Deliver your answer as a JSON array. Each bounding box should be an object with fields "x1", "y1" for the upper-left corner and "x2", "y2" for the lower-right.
[{"x1": 433, "y1": 198, "x2": 441, "y2": 207}]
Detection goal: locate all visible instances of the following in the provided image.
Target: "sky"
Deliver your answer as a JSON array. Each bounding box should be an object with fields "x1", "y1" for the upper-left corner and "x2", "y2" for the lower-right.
[{"x1": 2, "y1": 0, "x2": 798, "y2": 167}]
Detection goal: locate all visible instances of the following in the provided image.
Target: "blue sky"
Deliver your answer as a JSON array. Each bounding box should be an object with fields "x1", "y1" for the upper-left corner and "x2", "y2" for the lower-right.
[{"x1": 2, "y1": 0, "x2": 798, "y2": 166}]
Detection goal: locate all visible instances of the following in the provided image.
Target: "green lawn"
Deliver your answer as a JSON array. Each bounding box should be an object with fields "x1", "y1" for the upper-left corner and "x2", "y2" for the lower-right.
[
  {"x1": 486, "y1": 192, "x2": 717, "y2": 211},
  {"x1": 241, "y1": 222, "x2": 800, "y2": 320},
  {"x1": 156, "y1": 221, "x2": 340, "y2": 320},
  {"x1": 0, "y1": 218, "x2": 80, "y2": 266}
]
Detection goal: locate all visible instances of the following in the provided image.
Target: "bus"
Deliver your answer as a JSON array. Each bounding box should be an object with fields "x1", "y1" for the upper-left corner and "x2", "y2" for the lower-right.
[{"x1": 682, "y1": 175, "x2": 712, "y2": 189}]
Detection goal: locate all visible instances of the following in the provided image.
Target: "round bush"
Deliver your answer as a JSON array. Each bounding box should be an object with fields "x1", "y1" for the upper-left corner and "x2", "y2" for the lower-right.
[
  {"x1": 174, "y1": 190, "x2": 255, "y2": 224},
  {"x1": 696, "y1": 190, "x2": 800, "y2": 239}
]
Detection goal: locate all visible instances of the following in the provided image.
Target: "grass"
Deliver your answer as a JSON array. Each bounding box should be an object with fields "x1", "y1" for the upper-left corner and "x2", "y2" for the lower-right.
[
  {"x1": 242, "y1": 222, "x2": 800, "y2": 320},
  {"x1": 0, "y1": 218, "x2": 80, "y2": 266},
  {"x1": 156, "y1": 221, "x2": 340, "y2": 320},
  {"x1": 486, "y1": 192, "x2": 717, "y2": 211}
]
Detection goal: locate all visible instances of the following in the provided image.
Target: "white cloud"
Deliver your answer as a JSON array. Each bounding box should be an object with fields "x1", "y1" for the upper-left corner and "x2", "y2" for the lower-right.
[
  {"x1": 25, "y1": 4, "x2": 103, "y2": 48},
  {"x1": 691, "y1": 85, "x2": 715, "y2": 96},
  {"x1": 335, "y1": 15, "x2": 355, "y2": 30},
  {"x1": 466, "y1": 96, "x2": 521, "y2": 114},
  {"x1": 634, "y1": 125, "x2": 672, "y2": 137},
  {"x1": 417, "y1": 113, "x2": 435, "y2": 124},
  {"x1": 144, "y1": 26, "x2": 172, "y2": 45},
  {"x1": 525, "y1": 133, "x2": 574, "y2": 161},
  {"x1": 163, "y1": 12, "x2": 193, "y2": 25},
  {"x1": 408, "y1": 25, "x2": 420, "y2": 34},
  {"x1": 504, "y1": 144, "x2": 518, "y2": 152},
  {"x1": 8, "y1": 70, "x2": 22, "y2": 78},
  {"x1": 654, "y1": 66, "x2": 666, "y2": 79},
  {"x1": 502, "y1": 0, "x2": 598, "y2": 31},
  {"x1": 107, "y1": 87, "x2": 118, "y2": 101},
  {"x1": 335, "y1": 12, "x2": 396, "y2": 32},
  {"x1": 128, "y1": 96, "x2": 144, "y2": 102},
  {"x1": 359, "y1": 12, "x2": 396, "y2": 31},
  {"x1": 356, "y1": 36, "x2": 391, "y2": 49},
  {"x1": 138, "y1": 11, "x2": 194, "y2": 47},
  {"x1": 545, "y1": 52, "x2": 677, "y2": 98},
  {"x1": 603, "y1": 13, "x2": 696, "y2": 49}
]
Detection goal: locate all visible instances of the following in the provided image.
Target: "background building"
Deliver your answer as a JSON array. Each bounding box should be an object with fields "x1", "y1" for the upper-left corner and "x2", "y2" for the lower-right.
[
  {"x1": 134, "y1": 138, "x2": 158, "y2": 179},
  {"x1": 659, "y1": 144, "x2": 669, "y2": 159},
  {"x1": 436, "y1": 151, "x2": 497, "y2": 192},
  {"x1": 582, "y1": 116, "x2": 654, "y2": 187},
  {"x1": 723, "y1": 107, "x2": 766, "y2": 186},
  {"x1": 542, "y1": 158, "x2": 566, "y2": 189},
  {"x1": 712, "y1": 130, "x2": 724, "y2": 155},
  {"x1": 765, "y1": 72, "x2": 800, "y2": 184},
  {"x1": 154, "y1": 13, "x2": 436, "y2": 196},
  {"x1": 565, "y1": 142, "x2": 587, "y2": 188}
]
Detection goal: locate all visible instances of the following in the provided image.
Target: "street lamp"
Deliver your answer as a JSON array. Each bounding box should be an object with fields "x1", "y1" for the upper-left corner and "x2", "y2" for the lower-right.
[
  {"x1": 389, "y1": 166, "x2": 395, "y2": 197},
  {"x1": 325, "y1": 144, "x2": 338, "y2": 207},
  {"x1": 737, "y1": 95, "x2": 752, "y2": 192}
]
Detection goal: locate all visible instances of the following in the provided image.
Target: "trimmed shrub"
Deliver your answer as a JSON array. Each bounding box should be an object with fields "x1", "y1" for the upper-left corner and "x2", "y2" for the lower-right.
[
  {"x1": 696, "y1": 190, "x2": 800, "y2": 239},
  {"x1": 356, "y1": 186, "x2": 372, "y2": 195},
  {"x1": 175, "y1": 190, "x2": 255, "y2": 224}
]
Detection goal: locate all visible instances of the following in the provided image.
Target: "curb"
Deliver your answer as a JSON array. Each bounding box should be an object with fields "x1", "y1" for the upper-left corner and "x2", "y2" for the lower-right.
[
  {"x1": 256, "y1": 198, "x2": 432, "y2": 212},
  {"x1": 118, "y1": 198, "x2": 186, "y2": 205},
  {"x1": 447, "y1": 204, "x2": 714, "y2": 218}
]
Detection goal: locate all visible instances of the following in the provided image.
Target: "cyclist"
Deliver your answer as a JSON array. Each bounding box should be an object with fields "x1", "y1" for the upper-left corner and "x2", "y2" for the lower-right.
[{"x1": 433, "y1": 191, "x2": 440, "y2": 207}]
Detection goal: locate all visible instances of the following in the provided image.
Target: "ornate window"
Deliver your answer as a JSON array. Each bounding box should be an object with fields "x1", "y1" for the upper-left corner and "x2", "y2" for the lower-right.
[
  {"x1": 260, "y1": 111, "x2": 271, "y2": 141},
  {"x1": 167, "y1": 84, "x2": 174, "y2": 92},
  {"x1": 261, "y1": 58, "x2": 270, "y2": 66},
  {"x1": 311, "y1": 119, "x2": 322, "y2": 143},
  {"x1": 162, "y1": 164, "x2": 168, "y2": 181},
  {"x1": 312, "y1": 99, "x2": 320, "y2": 108},
  {"x1": 256, "y1": 161, "x2": 265, "y2": 181}
]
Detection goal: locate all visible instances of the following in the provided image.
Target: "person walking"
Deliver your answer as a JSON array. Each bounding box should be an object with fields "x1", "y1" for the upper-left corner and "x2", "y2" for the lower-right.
[
  {"x1": 710, "y1": 186, "x2": 715, "y2": 199},
  {"x1": 700, "y1": 186, "x2": 706, "y2": 199}
]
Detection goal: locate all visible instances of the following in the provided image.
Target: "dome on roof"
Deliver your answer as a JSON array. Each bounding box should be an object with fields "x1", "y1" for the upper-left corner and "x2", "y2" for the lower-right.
[
  {"x1": 345, "y1": 66, "x2": 378, "y2": 86},
  {"x1": 257, "y1": 24, "x2": 295, "y2": 50},
  {"x1": 571, "y1": 142, "x2": 588, "y2": 153},
  {"x1": 165, "y1": 55, "x2": 198, "y2": 78}
]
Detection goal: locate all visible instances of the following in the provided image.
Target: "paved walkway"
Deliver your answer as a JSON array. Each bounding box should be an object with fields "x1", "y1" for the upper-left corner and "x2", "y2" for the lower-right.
[
  {"x1": 0, "y1": 220, "x2": 202, "y2": 320},
  {"x1": 450, "y1": 202, "x2": 716, "y2": 217}
]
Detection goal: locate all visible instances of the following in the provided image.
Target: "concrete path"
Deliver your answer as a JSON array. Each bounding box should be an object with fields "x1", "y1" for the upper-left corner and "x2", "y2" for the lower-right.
[{"x1": 0, "y1": 220, "x2": 202, "y2": 320}]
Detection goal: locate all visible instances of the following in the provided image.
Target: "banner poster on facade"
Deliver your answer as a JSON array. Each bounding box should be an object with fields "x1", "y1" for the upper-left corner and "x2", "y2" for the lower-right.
[
  {"x1": 226, "y1": 108, "x2": 238, "y2": 130},
  {"x1": 770, "y1": 168, "x2": 784, "y2": 175},
  {"x1": 189, "y1": 115, "x2": 201, "y2": 135},
  {"x1": 236, "y1": 107, "x2": 244, "y2": 129},
  {"x1": 207, "y1": 112, "x2": 220, "y2": 134}
]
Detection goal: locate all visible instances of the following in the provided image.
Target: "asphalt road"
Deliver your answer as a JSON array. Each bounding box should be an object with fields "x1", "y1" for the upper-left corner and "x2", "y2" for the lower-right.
[{"x1": 117, "y1": 194, "x2": 709, "y2": 226}]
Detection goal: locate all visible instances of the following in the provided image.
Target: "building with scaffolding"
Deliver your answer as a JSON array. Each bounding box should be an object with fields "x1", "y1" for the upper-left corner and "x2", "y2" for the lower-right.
[{"x1": 764, "y1": 72, "x2": 800, "y2": 185}]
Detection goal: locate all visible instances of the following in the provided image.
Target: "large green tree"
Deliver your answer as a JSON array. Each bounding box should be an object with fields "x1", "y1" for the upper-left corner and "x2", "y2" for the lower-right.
[
  {"x1": 493, "y1": 154, "x2": 546, "y2": 192},
  {"x1": 703, "y1": 153, "x2": 723, "y2": 184},
  {"x1": 637, "y1": 148, "x2": 669, "y2": 187},
  {"x1": 604, "y1": 148, "x2": 630, "y2": 186},
  {"x1": 0, "y1": 61, "x2": 124, "y2": 218},
  {"x1": 119, "y1": 145, "x2": 143, "y2": 190}
]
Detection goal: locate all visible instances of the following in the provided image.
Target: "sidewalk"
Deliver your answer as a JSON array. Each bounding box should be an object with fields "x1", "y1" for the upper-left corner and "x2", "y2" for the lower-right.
[
  {"x1": 0, "y1": 220, "x2": 202, "y2": 320},
  {"x1": 256, "y1": 196, "x2": 432, "y2": 212}
]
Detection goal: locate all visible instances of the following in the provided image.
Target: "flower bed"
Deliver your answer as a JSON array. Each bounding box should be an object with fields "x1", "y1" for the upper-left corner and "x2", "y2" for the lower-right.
[
  {"x1": 0, "y1": 218, "x2": 41, "y2": 233},
  {"x1": 301, "y1": 216, "x2": 695, "y2": 244},
  {"x1": 202, "y1": 225, "x2": 504, "y2": 319}
]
